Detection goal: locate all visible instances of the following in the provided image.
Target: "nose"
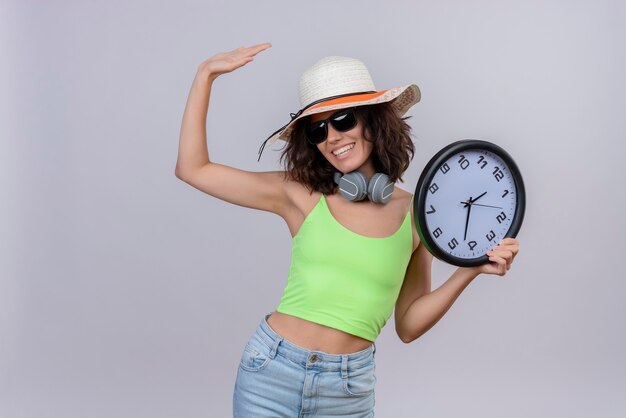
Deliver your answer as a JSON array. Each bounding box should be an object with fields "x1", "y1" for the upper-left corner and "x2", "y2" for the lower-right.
[{"x1": 326, "y1": 123, "x2": 342, "y2": 143}]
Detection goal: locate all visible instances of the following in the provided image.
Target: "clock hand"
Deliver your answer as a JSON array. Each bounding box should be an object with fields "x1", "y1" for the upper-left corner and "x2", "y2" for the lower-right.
[
  {"x1": 458, "y1": 202, "x2": 503, "y2": 209},
  {"x1": 461, "y1": 195, "x2": 473, "y2": 208},
  {"x1": 463, "y1": 199, "x2": 472, "y2": 241},
  {"x1": 473, "y1": 203, "x2": 503, "y2": 209},
  {"x1": 472, "y1": 191, "x2": 487, "y2": 203}
]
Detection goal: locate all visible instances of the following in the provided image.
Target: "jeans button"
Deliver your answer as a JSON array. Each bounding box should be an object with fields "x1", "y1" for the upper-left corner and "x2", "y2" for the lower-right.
[{"x1": 310, "y1": 354, "x2": 319, "y2": 363}]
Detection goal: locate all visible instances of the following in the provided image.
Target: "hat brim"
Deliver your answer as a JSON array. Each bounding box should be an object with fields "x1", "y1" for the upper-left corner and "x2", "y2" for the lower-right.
[{"x1": 269, "y1": 84, "x2": 420, "y2": 145}]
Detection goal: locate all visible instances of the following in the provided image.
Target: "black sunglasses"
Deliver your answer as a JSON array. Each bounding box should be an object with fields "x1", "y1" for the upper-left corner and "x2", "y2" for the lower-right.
[{"x1": 305, "y1": 107, "x2": 358, "y2": 145}]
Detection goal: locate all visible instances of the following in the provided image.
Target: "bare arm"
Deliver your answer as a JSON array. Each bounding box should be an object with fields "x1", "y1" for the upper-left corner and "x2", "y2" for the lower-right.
[
  {"x1": 174, "y1": 70, "x2": 215, "y2": 173},
  {"x1": 395, "y1": 238, "x2": 520, "y2": 343},
  {"x1": 394, "y1": 242, "x2": 433, "y2": 338},
  {"x1": 174, "y1": 44, "x2": 292, "y2": 214},
  {"x1": 396, "y1": 267, "x2": 478, "y2": 343}
]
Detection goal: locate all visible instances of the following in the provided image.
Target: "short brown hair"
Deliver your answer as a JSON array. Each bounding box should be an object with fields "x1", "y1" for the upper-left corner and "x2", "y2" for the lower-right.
[{"x1": 279, "y1": 102, "x2": 415, "y2": 194}]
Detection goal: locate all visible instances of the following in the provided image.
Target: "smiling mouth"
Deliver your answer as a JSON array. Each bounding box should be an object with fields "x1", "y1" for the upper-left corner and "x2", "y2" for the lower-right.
[{"x1": 332, "y1": 143, "x2": 355, "y2": 157}]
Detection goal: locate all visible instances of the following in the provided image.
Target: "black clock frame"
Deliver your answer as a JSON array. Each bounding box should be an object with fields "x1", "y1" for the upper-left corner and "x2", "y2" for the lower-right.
[{"x1": 414, "y1": 139, "x2": 526, "y2": 267}]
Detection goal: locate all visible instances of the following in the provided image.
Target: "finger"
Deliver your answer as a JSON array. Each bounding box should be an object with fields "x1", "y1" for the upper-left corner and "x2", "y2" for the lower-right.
[
  {"x1": 229, "y1": 46, "x2": 253, "y2": 58},
  {"x1": 497, "y1": 250, "x2": 513, "y2": 270},
  {"x1": 487, "y1": 254, "x2": 507, "y2": 276},
  {"x1": 242, "y1": 42, "x2": 272, "y2": 49},
  {"x1": 500, "y1": 238, "x2": 519, "y2": 249},
  {"x1": 493, "y1": 247, "x2": 513, "y2": 258},
  {"x1": 251, "y1": 42, "x2": 272, "y2": 50},
  {"x1": 226, "y1": 54, "x2": 252, "y2": 65},
  {"x1": 494, "y1": 243, "x2": 518, "y2": 259},
  {"x1": 489, "y1": 246, "x2": 509, "y2": 256},
  {"x1": 237, "y1": 43, "x2": 272, "y2": 56},
  {"x1": 493, "y1": 249, "x2": 514, "y2": 269}
]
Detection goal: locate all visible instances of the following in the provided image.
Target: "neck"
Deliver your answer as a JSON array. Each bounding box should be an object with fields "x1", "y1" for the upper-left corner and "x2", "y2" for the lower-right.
[{"x1": 357, "y1": 161, "x2": 376, "y2": 180}]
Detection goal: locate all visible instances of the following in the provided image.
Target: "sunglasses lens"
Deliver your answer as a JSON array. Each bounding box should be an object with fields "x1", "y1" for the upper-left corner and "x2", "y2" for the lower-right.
[
  {"x1": 331, "y1": 110, "x2": 357, "y2": 132},
  {"x1": 305, "y1": 108, "x2": 357, "y2": 145},
  {"x1": 305, "y1": 121, "x2": 327, "y2": 144}
]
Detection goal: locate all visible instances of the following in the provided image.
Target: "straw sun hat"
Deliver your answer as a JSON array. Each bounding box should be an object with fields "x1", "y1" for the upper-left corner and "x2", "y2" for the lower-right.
[{"x1": 257, "y1": 55, "x2": 421, "y2": 161}]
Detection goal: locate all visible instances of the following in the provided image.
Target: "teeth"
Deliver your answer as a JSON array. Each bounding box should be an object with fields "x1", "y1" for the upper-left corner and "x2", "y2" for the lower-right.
[{"x1": 333, "y1": 143, "x2": 354, "y2": 156}]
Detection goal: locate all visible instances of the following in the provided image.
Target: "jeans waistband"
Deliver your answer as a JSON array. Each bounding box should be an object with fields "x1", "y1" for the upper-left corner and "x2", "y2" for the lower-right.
[{"x1": 255, "y1": 312, "x2": 376, "y2": 371}]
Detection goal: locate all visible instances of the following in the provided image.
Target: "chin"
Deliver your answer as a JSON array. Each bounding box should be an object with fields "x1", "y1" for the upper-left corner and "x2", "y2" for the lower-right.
[
  {"x1": 327, "y1": 154, "x2": 364, "y2": 173},
  {"x1": 330, "y1": 161, "x2": 355, "y2": 174}
]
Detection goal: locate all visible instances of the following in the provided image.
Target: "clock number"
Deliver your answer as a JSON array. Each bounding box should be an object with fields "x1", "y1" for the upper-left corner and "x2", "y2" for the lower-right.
[
  {"x1": 492, "y1": 166, "x2": 504, "y2": 182},
  {"x1": 496, "y1": 211, "x2": 507, "y2": 224},
  {"x1": 440, "y1": 163, "x2": 450, "y2": 174},
  {"x1": 433, "y1": 227, "x2": 442, "y2": 238},
  {"x1": 468, "y1": 241, "x2": 477, "y2": 250},
  {"x1": 448, "y1": 237, "x2": 459, "y2": 250},
  {"x1": 486, "y1": 230, "x2": 496, "y2": 241},
  {"x1": 477, "y1": 156, "x2": 488, "y2": 169},
  {"x1": 502, "y1": 189, "x2": 509, "y2": 198},
  {"x1": 426, "y1": 205, "x2": 436, "y2": 214},
  {"x1": 458, "y1": 155, "x2": 470, "y2": 170},
  {"x1": 429, "y1": 183, "x2": 439, "y2": 194}
]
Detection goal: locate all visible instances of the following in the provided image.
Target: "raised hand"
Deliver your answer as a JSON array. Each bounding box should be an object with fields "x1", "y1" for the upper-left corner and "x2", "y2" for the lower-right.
[{"x1": 197, "y1": 43, "x2": 272, "y2": 81}]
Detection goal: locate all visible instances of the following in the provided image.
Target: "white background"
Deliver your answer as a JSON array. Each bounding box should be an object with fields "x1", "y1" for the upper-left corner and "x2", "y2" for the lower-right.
[{"x1": 1, "y1": 1, "x2": 624, "y2": 417}]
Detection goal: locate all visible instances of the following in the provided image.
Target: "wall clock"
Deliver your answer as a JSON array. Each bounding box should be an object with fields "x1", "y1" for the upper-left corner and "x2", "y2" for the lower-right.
[{"x1": 414, "y1": 139, "x2": 525, "y2": 267}]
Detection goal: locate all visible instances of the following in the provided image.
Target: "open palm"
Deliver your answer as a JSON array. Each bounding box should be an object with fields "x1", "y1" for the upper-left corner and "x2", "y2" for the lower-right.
[{"x1": 198, "y1": 43, "x2": 272, "y2": 79}]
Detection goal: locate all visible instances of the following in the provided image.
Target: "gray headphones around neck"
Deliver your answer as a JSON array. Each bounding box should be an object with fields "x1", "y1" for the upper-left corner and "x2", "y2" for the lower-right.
[{"x1": 333, "y1": 171, "x2": 394, "y2": 204}]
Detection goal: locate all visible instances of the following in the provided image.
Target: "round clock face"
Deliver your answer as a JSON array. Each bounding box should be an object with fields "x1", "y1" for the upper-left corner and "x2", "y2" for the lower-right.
[{"x1": 414, "y1": 140, "x2": 525, "y2": 267}]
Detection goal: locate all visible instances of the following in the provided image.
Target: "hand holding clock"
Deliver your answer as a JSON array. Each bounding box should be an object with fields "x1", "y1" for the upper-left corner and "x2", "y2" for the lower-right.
[{"x1": 466, "y1": 237, "x2": 520, "y2": 277}]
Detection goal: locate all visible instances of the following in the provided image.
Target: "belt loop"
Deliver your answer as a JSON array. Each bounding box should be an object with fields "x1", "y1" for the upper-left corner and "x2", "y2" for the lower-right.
[
  {"x1": 268, "y1": 334, "x2": 282, "y2": 359},
  {"x1": 341, "y1": 354, "x2": 348, "y2": 378},
  {"x1": 372, "y1": 342, "x2": 376, "y2": 357}
]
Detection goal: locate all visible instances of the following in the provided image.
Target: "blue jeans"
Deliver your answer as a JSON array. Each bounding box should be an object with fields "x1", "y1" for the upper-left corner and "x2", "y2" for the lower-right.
[{"x1": 233, "y1": 312, "x2": 377, "y2": 417}]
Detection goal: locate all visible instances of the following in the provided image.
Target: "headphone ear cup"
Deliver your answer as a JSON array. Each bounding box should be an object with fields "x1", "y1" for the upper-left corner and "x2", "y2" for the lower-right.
[
  {"x1": 368, "y1": 173, "x2": 394, "y2": 204},
  {"x1": 336, "y1": 171, "x2": 368, "y2": 201}
]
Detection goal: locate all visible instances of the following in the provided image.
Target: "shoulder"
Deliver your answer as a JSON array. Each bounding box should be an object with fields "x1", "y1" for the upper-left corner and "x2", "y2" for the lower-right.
[
  {"x1": 393, "y1": 186, "x2": 413, "y2": 209},
  {"x1": 395, "y1": 186, "x2": 421, "y2": 253},
  {"x1": 283, "y1": 176, "x2": 323, "y2": 217},
  {"x1": 393, "y1": 186, "x2": 414, "y2": 224}
]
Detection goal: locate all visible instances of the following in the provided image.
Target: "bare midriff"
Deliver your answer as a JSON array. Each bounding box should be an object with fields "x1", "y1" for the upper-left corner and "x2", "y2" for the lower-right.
[{"x1": 266, "y1": 311, "x2": 374, "y2": 355}]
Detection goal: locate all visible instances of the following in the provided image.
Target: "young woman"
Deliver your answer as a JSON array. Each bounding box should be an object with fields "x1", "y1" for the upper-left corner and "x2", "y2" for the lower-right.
[{"x1": 175, "y1": 43, "x2": 520, "y2": 417}]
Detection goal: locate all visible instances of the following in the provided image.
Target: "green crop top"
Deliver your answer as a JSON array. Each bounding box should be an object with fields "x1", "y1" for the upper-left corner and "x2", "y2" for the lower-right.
[{"x1": 275, "y1": 193, "x2": 414, "y2": 342}]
